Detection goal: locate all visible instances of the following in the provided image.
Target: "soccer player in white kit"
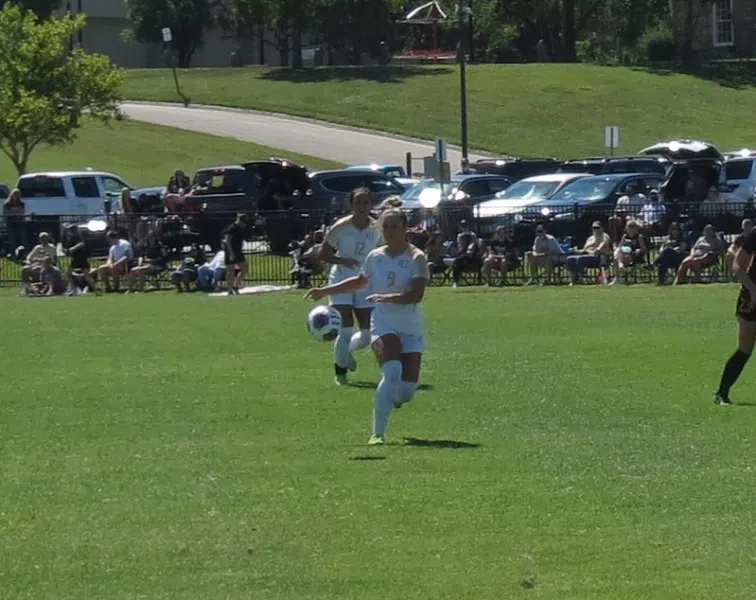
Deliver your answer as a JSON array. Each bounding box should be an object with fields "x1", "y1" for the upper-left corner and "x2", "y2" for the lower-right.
[
  {"x1": 318, "y1": 188, "x2": 380, "y2": 385},
  {"x1": 306, "y1": 208, "x2": 428, "y2": 445}
]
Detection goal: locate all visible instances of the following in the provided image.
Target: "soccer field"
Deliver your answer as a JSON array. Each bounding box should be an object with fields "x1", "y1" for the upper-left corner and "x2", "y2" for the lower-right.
[{"x1": 3, "y1": 285, "x2": 756, "y2": 599}]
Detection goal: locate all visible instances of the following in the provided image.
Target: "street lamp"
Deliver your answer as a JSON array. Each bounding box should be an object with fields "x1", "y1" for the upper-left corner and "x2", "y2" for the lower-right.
[{"x1": 456, "y1": 3, "x2": 473, "y2": 160}]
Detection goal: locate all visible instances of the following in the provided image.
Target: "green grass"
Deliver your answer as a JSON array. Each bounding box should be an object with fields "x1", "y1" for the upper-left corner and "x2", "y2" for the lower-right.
[
  {"x1": 124, "y1": 64, "x2": 756, "y2": 158},
  {"x1": 3, "y1": 284, "x2": 756, "y2": 599},
  {"x1": 0, "y1": 118, "x2": 340, "y2": 189}
]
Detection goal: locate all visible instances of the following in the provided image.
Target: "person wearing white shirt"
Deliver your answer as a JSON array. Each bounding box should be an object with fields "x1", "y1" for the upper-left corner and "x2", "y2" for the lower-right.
[
  {"x1": 97, "y1": 231, "x2": 133, "y2": 292},
  {"x1": 639, "y1": 189, "x2": 666, "y2": 224},
  {"x1": 306, "y1": 208, "x2": 429, "y2": 446},
  {"x1": 318, "y1": 188, "x2": 380, "y2": 385},
  {"x1": 196, "y1": 250, "x2": 226, "y2": 292}
]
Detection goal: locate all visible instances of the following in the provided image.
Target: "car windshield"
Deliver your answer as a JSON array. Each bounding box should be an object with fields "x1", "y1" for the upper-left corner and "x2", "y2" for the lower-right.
[
  {"x1": 401, "y1": 180, "x2": 453, "y2": 200},
  {"x1": 549, "y1": 178, "x2": 619, "y2": 204},
  {"x1": 494, "y1": 180, "x2": 561, "y2": 200}
]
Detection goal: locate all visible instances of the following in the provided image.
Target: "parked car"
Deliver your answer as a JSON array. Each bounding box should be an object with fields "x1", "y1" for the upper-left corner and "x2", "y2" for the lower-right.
[
  {"x1": 518, "y1": 173, "x2": 665, "y2": 237},
  {"x1": 558, "y1": 155, "x2": 670, "y2": 176},
  {"x1": 16, "y1": 170, "x2": 136, "y2": 216},
  {"x1": 345, "y1": 163, "x2": 419, "y2": 188},
  {"x1": 473, "y1": 157, "x2": 561, "y2": 181},
  {"x1": 399, "y1": 174, "x2": 514, "y2": 210},
  {"x1": 307, "y1": 168, "x2": 406, "y2": 210},
  {"x1": 0, "y1": 183, "x2": 9, "y2": 200},
  {"x1": 472, "y1": 173, "x2": 591, "y2": 233},
  {"x1": 722, "y1": 151, "x2": 756, "y2": 203}
]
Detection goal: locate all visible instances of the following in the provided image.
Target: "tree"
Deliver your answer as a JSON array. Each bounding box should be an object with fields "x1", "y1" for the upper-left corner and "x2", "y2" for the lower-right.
[
  {"x1": 0, "y1": 5, "x2": 123, "y2": 175},
  {"x1": 126, "y1": 0, "x2": 213, "y2": 67},
  {"x1": 3, "y1": 0, "x2": 61, "y2": 19}
]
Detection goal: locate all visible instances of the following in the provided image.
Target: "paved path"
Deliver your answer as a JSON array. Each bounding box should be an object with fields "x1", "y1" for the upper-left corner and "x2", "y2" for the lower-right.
[{"x1": 121, "y1": 102, "x2": 490, "y2": 173}]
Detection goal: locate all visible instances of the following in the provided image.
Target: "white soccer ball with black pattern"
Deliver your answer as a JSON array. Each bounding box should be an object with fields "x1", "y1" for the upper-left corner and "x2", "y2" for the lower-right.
[{"x1": 306, "y1": 305, "x2": 342, "y2": 342}]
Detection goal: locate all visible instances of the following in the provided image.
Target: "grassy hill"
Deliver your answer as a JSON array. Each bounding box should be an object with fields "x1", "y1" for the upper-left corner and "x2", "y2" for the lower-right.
[
  {"x1": 0, "y1": 119, "x2": 339, "y2": 188},
  {"x1": 124, "y1": 64, "x2": 756, "y2": 159}
]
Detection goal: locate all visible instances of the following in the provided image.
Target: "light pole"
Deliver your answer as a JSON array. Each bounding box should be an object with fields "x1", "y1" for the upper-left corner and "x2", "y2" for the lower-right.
[{"x1": 457, "y1": 3, "x2": 471, "y2": 160}]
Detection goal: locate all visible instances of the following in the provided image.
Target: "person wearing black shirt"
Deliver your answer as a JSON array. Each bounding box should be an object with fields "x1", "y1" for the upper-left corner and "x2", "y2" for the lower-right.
[
  {"x1": 482, "y1": 227, "x2": 520, "y2": 285},
  {"x1": 130, "y1": 230, "x2": 168, "y2": 292},
  {"x1": 224, "y1": 213, "x2": 249, "y2": 295},
  {"x1": 65, "y1": 237, "x2": 99, "y2": 295},
  {"x1": 715, "y1": 227, "x2": 756, "y2": 404}
]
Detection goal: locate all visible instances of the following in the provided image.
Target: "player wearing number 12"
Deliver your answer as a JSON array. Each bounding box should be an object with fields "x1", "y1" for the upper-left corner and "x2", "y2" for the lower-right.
[
  {"x1": 306, "y1": 209, "x2": 429, "y2": 445},
  {"x1": 318, "y1": 188, "x2": 380, "y2": 385}
]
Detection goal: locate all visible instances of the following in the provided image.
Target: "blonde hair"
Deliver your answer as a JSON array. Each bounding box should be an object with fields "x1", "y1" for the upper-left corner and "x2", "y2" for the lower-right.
[{"x1": 378, "y1": 195, "x2": 403, "y2": 210}]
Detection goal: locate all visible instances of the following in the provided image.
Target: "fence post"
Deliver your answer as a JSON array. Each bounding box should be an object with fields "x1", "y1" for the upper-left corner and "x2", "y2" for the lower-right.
[{"x1": 406, "y1": 152, "x2": 412, "y2": 177}]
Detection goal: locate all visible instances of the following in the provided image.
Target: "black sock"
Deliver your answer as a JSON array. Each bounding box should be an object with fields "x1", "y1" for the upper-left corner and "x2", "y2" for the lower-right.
[
  {"x1": 334, "y1": 364, "x2": 348, "y2": 376},
  {"x1": 717, "y1": 350, "x2": 751, "y2": 398}
]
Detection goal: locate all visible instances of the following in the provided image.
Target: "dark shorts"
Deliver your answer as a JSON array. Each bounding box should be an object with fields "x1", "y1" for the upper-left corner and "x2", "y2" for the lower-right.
[
  {"x1": 224, "y1": 249, "x2": 245, "y2": 266},
  {"x1": 736, "y1": 288, "x2": 756, "y2": 322}
]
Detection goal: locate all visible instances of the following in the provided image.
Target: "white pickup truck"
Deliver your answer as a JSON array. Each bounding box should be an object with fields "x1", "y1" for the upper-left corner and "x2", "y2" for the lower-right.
[{"x1": 16, "y1": 170, "x2": 163, "y2": 215}]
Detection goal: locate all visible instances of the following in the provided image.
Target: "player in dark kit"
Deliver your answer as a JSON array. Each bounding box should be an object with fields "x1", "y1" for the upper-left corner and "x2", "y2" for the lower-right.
[{"x1": 714, "y1": 227, "x2": 756, "y2": 404}]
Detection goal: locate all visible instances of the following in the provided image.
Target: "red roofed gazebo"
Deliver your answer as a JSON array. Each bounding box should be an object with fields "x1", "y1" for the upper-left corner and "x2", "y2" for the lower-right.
[{"x1": 398, "y1": 1, "x2": 456, "y2": 61}]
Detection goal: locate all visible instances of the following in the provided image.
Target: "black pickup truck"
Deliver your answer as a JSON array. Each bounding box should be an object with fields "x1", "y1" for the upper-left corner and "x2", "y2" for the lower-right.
[
  {"x1": 181, "y1": 158, "x2": 323, "y2": 254},
  {"x1": 181, "y1": 158, "x2": 311, "y2": 213}
]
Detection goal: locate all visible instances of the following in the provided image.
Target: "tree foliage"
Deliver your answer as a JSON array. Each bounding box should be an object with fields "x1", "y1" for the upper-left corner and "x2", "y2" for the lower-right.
[
  {"x1": 0, "y1": 5, "x2": 123, "y2": 175},
  {"x1": 125, "y1": 0, "x2": 213, "y2": 68},
  {"x1": 3, "y1": 0, "x2": 61, "y2": 19}
]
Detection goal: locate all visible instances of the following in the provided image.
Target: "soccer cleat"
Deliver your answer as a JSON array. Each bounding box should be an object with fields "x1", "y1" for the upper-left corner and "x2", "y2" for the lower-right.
[
  {"x1": 347, "y1": 353, "x2": 357, "y2": 372},
  {"x1": 367, "y1": 435, "x2": 385, "y2": 446},
  {"x1": 335, "y1": 374, "x2": 348, "y2": 386},
  {"x1": 714, "y1": 394, "x2": 732, "y2": 405}
]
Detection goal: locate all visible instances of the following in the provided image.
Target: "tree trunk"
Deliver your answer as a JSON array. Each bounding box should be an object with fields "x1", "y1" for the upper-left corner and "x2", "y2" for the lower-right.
[{"x1": 291, "y1": 21, "x2": 303, "y2": 69}]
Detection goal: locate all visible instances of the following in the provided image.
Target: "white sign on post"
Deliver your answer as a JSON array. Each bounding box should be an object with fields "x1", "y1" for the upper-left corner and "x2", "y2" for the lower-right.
[
  {"x1": 435, "y1": 137, "x2": 447, "y2": 163},
  {"x1": 605, "y1": 126, "x2": 619, "y2": 151},
  {"x1": 162, "y1": 27, "x2": 173, "y2": 43}
]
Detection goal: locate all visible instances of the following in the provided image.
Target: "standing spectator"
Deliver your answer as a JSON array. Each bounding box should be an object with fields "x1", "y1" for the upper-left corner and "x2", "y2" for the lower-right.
[
  {"x1": 97, "y1": 230, "x2": 134, "y2": 293},
  {"x1": 726, "y1": 219, "x2": 754, "y2": 280},
  {"x1": 4, "y1": 188, "x2": 26, "y2": 254},
  {"x1": 673, "y1": 224, "x2": 725, "y2": 285},
  {"x1": 224, "y1": 213, "x2": 249, "y2": 295},
  {"x1": 457, "y1": 158, "x2": 476, "y2": 174},
  {"x1": 565, "y1": 221, "x2": 613, "y2": 285},
  {"x1": 608, "y1": 182, "x2": 646, "y2": 242},
  {"x1": 524, "y1": 225, "x2": 565, "y2": 286},
  {"x1": 481, "y1": 227, "x2": 520, "y2": 285},
  {"x1": 653, "y1": 222, "x2": 688, "y2": 285},
  {"x1": 167, "y1": 169, "x2": 190, "y2": 194}
]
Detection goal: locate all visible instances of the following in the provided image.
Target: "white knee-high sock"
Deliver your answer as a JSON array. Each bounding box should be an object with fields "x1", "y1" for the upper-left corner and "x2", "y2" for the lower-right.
[
  {"x1": 349, "y1": 329, "x2": 371, "y2": 353},
  {"x1": 373, "y1": 360, "x2": 402, "y2": 436},
  {"x1": 396, "y1": 381, "x2": 418, "y2": 405},
  {"x1": 333, "y1": 326, "x2": 353, "y2": 369}
]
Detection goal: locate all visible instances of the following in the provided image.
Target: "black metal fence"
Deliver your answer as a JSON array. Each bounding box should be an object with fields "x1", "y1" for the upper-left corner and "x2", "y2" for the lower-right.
[{"x1": 0, "y1": 201, "x2": 752, "y2": 288}]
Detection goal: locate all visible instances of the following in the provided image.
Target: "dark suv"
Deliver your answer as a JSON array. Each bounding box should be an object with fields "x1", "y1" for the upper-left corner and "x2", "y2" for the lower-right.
[
  {"x1": 307, "y1": 169, "x2": 406, "y2": 210},
  {"x1": 558, "y1": 156, "x2": 670, "y2": 176},
  {"x1": 473, "y1": 157, "x2": 560, "y2": 181}
]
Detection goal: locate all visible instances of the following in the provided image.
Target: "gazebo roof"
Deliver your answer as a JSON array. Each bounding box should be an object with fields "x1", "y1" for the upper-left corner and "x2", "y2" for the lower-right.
[{"x1": 400, "y1": 1, "x2": 448, "y2": 24}]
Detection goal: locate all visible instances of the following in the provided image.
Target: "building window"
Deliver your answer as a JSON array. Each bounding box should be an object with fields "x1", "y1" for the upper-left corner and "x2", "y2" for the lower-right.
[{"x1": 713, "y1": 0, "x2": 734, "y2": 47}]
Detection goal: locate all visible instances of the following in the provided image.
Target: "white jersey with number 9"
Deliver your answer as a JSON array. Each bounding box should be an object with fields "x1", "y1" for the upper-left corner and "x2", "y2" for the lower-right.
[{"x1": 361, "y1": 245, "x2": 429, "y2": 338}]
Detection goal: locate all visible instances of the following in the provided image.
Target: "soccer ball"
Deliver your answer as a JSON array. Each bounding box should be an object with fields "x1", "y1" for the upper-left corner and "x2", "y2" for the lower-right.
[{"x1": 306, "y1": 305, "x2": 342, "y2": 341}]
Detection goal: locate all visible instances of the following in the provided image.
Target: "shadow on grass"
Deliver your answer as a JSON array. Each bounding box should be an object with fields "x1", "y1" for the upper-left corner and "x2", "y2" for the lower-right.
[
  {"x1": 404, "y1": 437, "x2": 481, "y2": 449},
  {"x1": 350, "y1": 455, "x2": 387, "y2": 461},
  {"x1": 347, "y1": 382, "x2": 435, "y2": 391},
  {"x1": 259, "y1": 65, "x2": 453, "y2": 84},
  {"x1": 633, "y1": 61, "x2": 756, "y2": 90}
]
